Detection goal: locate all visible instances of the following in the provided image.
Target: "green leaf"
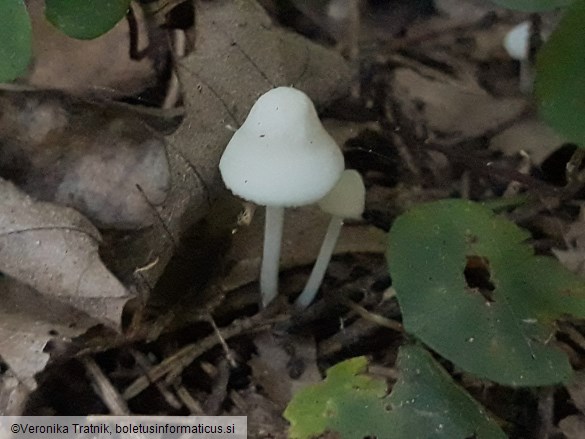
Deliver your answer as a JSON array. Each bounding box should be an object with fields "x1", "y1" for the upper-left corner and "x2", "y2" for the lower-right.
[
  {"x1": 0, "y1": 0, "x2": 32, "y2": 82},
  {"x1": 388, "y1": 199, "x2": 585, "y2": 386},
  {"x1": 284, "y1": 357, "x2": 388, "y2": 439},
  {"x1": 387, "y1": 345, "x2": 507, "y2": 439},
  {"x1": 490, "y1": 0, "x2": 574, "y2": 11},
  {"x1": 284, "y1": 347, "x2": 506, "y2": 439},
  {"x1": 45, "y1": 0, "x2": 132, "y2": 40},
  {"x1": 536, "y1": 0, "x2": 585, "y2": 146}
]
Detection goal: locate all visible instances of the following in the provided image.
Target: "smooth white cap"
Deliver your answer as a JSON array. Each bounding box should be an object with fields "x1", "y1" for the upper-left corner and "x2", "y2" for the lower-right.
[
  {"x1": 219, "y1": 87, "x2": 345, "y2": 207},
  {"x1": 318, "y1": 169, "x2": 365, "y2": 220},
  {"x1": 504, "y1": 21, "x2": 530, "y2": 60}
]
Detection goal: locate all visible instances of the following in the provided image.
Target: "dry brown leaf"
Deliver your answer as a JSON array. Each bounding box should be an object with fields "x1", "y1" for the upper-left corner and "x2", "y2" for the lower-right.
[
  {"x1": 0, "y1": 277, "x2": 102, "y2": 391},
  {"x1": 26, "y1": 0, "x2": 161, "y2": 97},
  {"x1": 222, "y1": 205, "x2": 386, "y2": 292},
  {"x1": 0, "y1": 91, "x2": 171, "y2": 230},
  {"x1": 553, "y1": 204, "x2": 585, "y2": 276},
  {"x1": 491, "y1": 118, "x2": 566, "y2": 166},
  {"x1": 391, "y1": 67, "x2": 526, "y2": 139},
  {"x1": 0, "y1": 178, "x2": 130, "y2": 329},
  {"x1": 559, "y1": 416, "x2": 585, "y2": 439},
  {"x1": 566, "y1": 370, "x2": 585, "y2": 413},
  {"x1": 249, "y1": 331, "x2": 321, "y2": 410},
  {"x1": 434, "y1": 0, "x2": 495, "y2": 21},
  {"x1": 0, "y1": 368, "x2": 30, "y2": 415},
  {"x1": 231, "y1": 388, "x2": 288, "y2": 438}
]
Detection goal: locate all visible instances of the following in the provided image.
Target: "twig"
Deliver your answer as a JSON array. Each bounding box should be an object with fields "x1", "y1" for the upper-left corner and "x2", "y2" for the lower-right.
[
  {"x1": 163, "y1": 30, "x2": 186, "y2": 110},
  {"x1": 203, "y1": 359, "x2": 230, "y2": 415},
  {"x1": 558, "y1": 322, "x2": 585, "y2": 352},
  {"x1": 173, "y1": 379, "x2": 205, "y2": 414},
  {"x1": 208, "y1": 315, "x2": 238, "y2": 368},
  {"x1": 81, "y1": 357, "x2": 130, "y2": 415},
  {"x1": 339, "y1": 298, "x2": 403, "y2": 333},
  {"x1": 122, "y1": 315, "x2": 288, "y2": 400},
  {"x1": 129, "y1": 350, "x2": 182, "y2": 409}
]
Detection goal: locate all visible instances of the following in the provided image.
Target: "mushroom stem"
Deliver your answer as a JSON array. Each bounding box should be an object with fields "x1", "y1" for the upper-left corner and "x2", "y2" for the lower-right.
[
  {"x1": 260, "y1": 205, "x2": 285, "y2": 307},
  {"x1": 295, "y1": 216, "x2": 343, "y2": 309}
]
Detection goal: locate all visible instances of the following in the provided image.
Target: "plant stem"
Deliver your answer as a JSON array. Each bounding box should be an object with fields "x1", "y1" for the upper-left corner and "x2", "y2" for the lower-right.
[
  {"x1": 260, "y1": 205, "x2": 284, "y2": 307},
  {"x1": 296, "y1": 216, "x2": 343, "y2": 309}
]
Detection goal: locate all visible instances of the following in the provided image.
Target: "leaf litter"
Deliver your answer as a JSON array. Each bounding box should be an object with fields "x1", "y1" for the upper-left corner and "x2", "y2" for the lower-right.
[{"x1": 2, "y1": 0, "x2": 585, "y2": 437}]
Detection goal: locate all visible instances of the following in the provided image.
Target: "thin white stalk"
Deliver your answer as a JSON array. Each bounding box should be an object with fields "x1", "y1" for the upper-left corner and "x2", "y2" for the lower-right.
[
  {"x1": 296, "y1": 216, "x2": 343, "y2": 309},
  {"x1": 260, "y1": 205, "x2": 284, "y2": 307}
]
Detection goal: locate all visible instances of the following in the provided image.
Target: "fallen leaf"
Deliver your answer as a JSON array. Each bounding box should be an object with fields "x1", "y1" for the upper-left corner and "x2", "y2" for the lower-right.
[
  {"x1": 250, "y1": 331, "x2": 321, "y2": 409},
  {"x1": 0, "y1": 368, "x2": 30, "y2": 415},
  {"x1": 553, "y1": 204, "x2": 585, "y2": 276},
  {"x1": 0, "y1": 178, "x2": 131, "y2": 329},
  {"x1": 391, "y1": 67, "x2": 526, "y2": 139},
  {"x1": 490, "y1": 118, "x2": 567, "y2": 166},
  {"x1": 0, "y1": 277, "x2": 101, "y2": 391},
  {"x1": 566, "y1": 370, "x2": 585, "y2": 413},
  {"x1": 0, "y1": 90, "x2": 171, "y2": 230},
  {"x1": 559, "y1": 415, "x2": 585, "y2": 439}
]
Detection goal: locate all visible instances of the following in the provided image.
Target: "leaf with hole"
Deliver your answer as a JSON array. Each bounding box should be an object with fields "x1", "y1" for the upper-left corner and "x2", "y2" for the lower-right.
[
  {"x1": 490, "y1": 0, "x2": 574, "y2": 11},
  {"x1": 535, "y1": 0, "x2": 585, "y2": 146},
  {"x1": 0, "y1": 0, "x2": 32, "y2": 82},
  {"x1": 388, "y1": 199, "x2": 585, "y2": 386},
  {"x1": 284, "y1": 346, "x2": 506, "y2": 439},
  {"x1": 45, "y1": 0, "x2": 131, "y2": 40}
]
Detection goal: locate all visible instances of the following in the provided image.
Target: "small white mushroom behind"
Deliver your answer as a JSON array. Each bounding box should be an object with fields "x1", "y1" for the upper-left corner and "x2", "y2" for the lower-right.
[{"x1": 296, "y1": 169, "x2": 365, "y2": 309}]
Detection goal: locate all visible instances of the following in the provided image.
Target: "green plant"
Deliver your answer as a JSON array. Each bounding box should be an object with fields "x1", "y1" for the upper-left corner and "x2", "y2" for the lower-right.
[
  {"x1": 0, "y1": 0, "x2": 131, "y2": 83},
  {"x1": 285, "y1": 200, "x2": 585, "y2": 437},
  {"x1": 388, "y1": 199, "x2": 585, "y2": 386},
  {"x1": 535, "y1": 0, "x2": 585, "y2": 146},
  {"x1": 285, "y1": 346, "x2": 507, "y2": 439},
  {"x1": 0, "y1": 1, "x2": 32, "y2": 82},
  {"x1": 45, "y1": 0, "x2": 132, "y2": 40}
]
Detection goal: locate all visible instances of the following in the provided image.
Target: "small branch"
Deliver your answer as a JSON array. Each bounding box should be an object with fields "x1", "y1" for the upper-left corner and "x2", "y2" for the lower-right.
[{"x1": 81, "y1": 356, "x2": 130, "y2": 415}]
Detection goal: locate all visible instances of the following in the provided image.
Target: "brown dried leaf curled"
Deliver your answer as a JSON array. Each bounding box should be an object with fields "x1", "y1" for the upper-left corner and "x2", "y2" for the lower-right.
[
  {"x1": 0, "y1": 91, "x2": 171, "y2": 230},
  {"x1": 0, "y1": 178, "x2": 131, "y2": 329}
]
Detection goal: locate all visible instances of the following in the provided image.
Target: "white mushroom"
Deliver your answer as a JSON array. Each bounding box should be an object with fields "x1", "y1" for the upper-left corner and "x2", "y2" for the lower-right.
[
  {"x1": 295, "y1": 169, "x2": 365, "y2": 309},
  {"x1": 503, "y1": 20, "x2": 555, "y2": 94},
  {"x1": 504, "y1": 21, "x2": 531, "y2": 61},
  {"x1": 219, "y1": 87, "x2": 344, "y2": 307}
]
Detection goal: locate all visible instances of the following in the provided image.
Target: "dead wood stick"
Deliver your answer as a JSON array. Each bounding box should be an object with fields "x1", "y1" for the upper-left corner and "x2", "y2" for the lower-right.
[
  {"x1": 122, "y1": 315, "x2": 288, "y2": 400},
  {"x1": 81, "y1": 356, "x2": 130, "y2": 415}
]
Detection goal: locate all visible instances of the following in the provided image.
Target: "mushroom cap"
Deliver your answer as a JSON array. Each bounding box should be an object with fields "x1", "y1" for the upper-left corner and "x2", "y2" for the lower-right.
[
  {"x1": 318, "y1": 169, "x2": 365, "y2": 220},
  {"x1": 219, "y1": 87, "x2": 344, "y2": 207},
  {"x1": 504, "y1": 21, "x2": 530, "y2": 60}
]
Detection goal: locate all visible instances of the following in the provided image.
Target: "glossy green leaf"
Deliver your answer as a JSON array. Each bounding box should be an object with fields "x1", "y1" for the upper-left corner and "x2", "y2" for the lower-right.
[
  {"x1": 388, "y1": 199, "x2": 585, "y2": 386},
  {"x1": 536, "y1": 0, "x2": 585, "y2": 146},
  {"x1": 490, "y1": 0, "x2": 574, "y2": 11},
  {"x1": 0, "y1": 0, "x2": 32, "y2": 82},
  {"x1": 45, "y1": 0, "x2": 132, "y2": 40},
  {"x1": 284, "y1": 346, "x2": 506, "y2": 439}
]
